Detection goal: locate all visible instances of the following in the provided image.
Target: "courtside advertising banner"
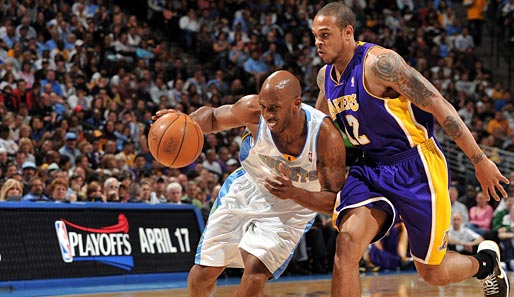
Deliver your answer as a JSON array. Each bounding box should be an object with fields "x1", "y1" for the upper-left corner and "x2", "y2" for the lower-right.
[{"x1": 0, "y1": 203, "x2": 204, "y2": 280}]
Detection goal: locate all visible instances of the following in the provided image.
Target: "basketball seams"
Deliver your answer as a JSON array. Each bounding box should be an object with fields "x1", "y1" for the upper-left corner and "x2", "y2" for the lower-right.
[
  {"x1": 194, "y1": 122, "x2": 204, "y2": 163},
  {"x1": 156, "y1": 113, "x2": 180, "y2": 167},
  {"x1": 169, "y1": 114, "x2": 188, "y2": 167}
]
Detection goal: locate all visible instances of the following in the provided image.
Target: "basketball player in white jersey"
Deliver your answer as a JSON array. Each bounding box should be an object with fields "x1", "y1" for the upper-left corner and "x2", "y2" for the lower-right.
[{"x1": 154, "y1": 70, "x2": 346, "y2": 296}]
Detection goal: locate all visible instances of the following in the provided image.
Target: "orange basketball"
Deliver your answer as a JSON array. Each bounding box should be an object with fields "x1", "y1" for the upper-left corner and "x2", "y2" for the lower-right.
[{"x1": 148, "y1": 112, "x2": 204, "y2": 168}]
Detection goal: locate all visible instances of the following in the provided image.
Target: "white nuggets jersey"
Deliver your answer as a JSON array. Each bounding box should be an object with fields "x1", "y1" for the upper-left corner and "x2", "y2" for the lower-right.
[
  {"x1": 242, "y1": 103, "x2": 324, "y2": 196},
  {"x1": 195, "y1": 104, "x2": 327, "y2": 279}
]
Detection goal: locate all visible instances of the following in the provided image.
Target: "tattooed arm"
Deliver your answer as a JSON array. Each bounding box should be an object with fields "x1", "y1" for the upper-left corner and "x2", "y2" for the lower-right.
[
  {"x1": 366, "y1": 47, "x2": 508, "y2": 200},
  {"x1": 367, "y1": 47, "x2": 479, "y2": 159}
]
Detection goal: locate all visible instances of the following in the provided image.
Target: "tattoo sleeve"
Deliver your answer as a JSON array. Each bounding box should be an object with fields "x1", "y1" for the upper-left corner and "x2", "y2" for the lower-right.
[
  {"x1": 442, "y1": 116, "x2": 463, "y2": 140},
  {"x1": 320, "y1": 163, "x2": 332, "y2": 191},
  {"x1": 471, "y1": 152, "x2": 485, "y2": 164},
  {"x1": 371, "y1": 53, "x2": 437, "y2": 108},
  {"x1": 320, "y1": 145, "x2": 345, "y2": 192}
]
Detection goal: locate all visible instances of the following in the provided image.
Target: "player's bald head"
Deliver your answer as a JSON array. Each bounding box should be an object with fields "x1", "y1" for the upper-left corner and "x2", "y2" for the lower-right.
[{"x1": 259, "y1": 70, "x2": 301, "y2": 103}]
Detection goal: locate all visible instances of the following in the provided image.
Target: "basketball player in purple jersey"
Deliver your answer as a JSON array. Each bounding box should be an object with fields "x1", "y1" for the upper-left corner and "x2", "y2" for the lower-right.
[{"x1": 312, "y1": 3, "x2": 509, "y2": 297}]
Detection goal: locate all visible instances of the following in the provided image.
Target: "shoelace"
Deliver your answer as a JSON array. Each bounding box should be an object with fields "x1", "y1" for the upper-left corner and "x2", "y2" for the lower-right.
[{"x1": 482, "y1": 273, "x2": 501, "y2": 295}]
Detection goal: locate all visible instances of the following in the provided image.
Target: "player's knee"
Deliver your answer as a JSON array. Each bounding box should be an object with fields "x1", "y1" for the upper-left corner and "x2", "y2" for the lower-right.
[
  {"x1": 189, "y1": 265, "x2": 220, "y2": 284},
  {"x1": 417, "y1": 265, "x2": 449, "y2": 286},
  {"x1": 335, "y1": 232, "x2": 364, "y2": 263},
  {"x1": 241, "y1": 272, "x2": 269, "y2": 288}
]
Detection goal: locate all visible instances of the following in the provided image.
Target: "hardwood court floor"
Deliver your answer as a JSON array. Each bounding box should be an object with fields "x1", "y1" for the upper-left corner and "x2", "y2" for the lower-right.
[{"x1": 68, "y1": 271, "x2": 513, "y2": 297}]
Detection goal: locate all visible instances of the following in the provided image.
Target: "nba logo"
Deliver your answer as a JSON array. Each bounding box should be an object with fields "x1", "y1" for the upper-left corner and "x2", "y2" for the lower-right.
[
  {"x1": 308, "y1": 152, "x2": 312, "y2": 162},
  {"x1": 351, "y1": 77, "x2": 355, "y2": 87},
  {"x1": 233, "y1": 184, "x2": 242, "y2": 194},
  {"x1": 55, "y1": 220, "x2": 73, "y2": 263}
]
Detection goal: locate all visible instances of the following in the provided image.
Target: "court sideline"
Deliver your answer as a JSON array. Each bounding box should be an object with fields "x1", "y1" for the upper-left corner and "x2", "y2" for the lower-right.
[{"x1": 5, "y1": 271, "x2": 510, "y2": 297}]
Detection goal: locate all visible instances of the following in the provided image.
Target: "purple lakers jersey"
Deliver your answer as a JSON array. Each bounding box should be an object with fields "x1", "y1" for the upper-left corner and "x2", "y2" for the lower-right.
[{"x1": 324, "y1": 42, "x2": 436, "y2": 159}]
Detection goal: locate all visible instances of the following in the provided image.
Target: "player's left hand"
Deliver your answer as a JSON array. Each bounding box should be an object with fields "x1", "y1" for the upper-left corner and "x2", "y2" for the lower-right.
[
  {"x1": 263, "y1": 163, "x2": 297, "y2": 200},
  {"x1": 474, "y1": 157, "x2": 509, "y2": 201}
]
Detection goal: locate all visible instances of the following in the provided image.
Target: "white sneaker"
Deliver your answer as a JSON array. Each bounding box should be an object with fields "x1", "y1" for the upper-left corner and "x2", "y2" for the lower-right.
[{"x1": 477, "y1": 240, "x2": 510, "y2": 297}]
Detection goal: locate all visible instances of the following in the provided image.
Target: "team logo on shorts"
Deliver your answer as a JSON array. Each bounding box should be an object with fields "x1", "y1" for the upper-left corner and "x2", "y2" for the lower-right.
[
  {"x1": 438, "y1": 229, "x2": 449, "y2": 251},
  {"x1": 55, "y1": 214, "x2": 134, "y2": 270}
]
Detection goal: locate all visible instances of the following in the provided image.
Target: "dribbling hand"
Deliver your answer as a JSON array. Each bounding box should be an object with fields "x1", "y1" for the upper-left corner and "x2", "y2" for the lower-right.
[{"x1": 152, "y1": 109, "x2": 179, "y2": 121}]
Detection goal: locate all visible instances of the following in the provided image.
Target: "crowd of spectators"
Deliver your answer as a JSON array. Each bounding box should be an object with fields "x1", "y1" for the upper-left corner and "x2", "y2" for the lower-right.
[
  {"x1": 0, "y1": 0, "x2": 513, "y2": 274},
  {"x1": 449, "y1": 176, "x2": 514, "y2": 272}
]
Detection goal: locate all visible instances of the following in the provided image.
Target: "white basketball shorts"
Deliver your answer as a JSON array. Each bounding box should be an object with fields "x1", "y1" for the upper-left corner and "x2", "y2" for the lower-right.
[{"x1": 194, "y1": 168, "x2": 316, "y2": 279}]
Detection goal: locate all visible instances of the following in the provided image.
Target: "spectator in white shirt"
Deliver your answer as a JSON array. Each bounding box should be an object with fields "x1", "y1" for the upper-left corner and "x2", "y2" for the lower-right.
[
  {"x1": 454, "y1": 27, "x2": 474, "y2": 52},
  {"x1": 179, "y1": 9, "x2": 200, "y2": 50},
  {"x1": 450, "y1": 186, "x2": 469, "y2": 224},
  {"x1": 449, "y1": 212, "x2": 484, "y2": 255}
]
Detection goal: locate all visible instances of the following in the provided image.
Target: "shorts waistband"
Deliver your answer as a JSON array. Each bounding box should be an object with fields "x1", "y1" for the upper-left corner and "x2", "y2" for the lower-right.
[{"x1": 363, "y1": 138, "x2": 438, "y2": 165}]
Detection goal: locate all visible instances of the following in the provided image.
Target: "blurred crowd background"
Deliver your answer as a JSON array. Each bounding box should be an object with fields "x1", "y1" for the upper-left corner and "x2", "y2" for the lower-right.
[{"x1": 0, "y1": 0, "x2": 513, "y2": 275}]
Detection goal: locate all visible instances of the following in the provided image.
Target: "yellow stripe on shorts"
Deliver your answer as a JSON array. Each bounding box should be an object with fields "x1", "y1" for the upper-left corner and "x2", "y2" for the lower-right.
[{"x1": 417, "y1": 138, "x2": 451, "y2": 265}]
